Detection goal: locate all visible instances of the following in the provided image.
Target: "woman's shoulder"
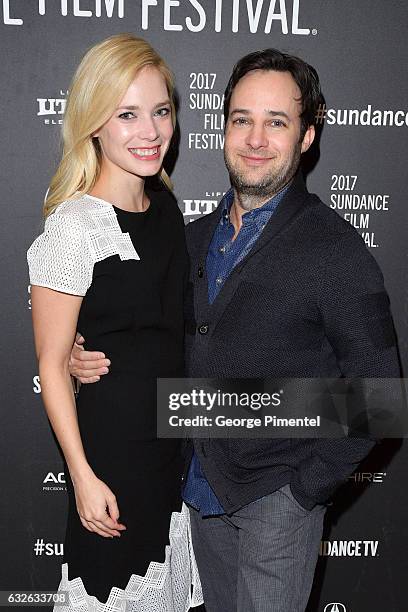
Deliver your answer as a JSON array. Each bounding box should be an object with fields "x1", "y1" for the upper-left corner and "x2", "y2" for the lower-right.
[
  {"x1": 28, "y1": 193, "x2": 114, "y2": 260},
  {"x1": 41, "y1": 194, "x2": 118, "y2": 241},
  {"x1": 53, "y1": 193, "x2": 112, "y2": 221},
  {"x1": 27, "y1": 194, "x2": 104, "y2": 296}
]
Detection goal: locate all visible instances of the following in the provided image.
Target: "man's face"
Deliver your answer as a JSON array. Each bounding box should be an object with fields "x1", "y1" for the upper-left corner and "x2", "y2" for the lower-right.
[{"x1": 224, "y1": 69, "x2": 314, "y2": 208}]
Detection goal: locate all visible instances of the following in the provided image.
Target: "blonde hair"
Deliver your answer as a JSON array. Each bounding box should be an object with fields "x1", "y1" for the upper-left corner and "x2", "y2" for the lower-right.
[{"x1": 44, "y1": 34, "x2": 176, "y2": 217}]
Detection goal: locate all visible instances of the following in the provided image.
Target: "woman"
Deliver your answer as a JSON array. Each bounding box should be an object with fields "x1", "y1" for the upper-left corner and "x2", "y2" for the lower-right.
[{"x1": 27, "y1": 34, "x2": 202, "y2": 611}]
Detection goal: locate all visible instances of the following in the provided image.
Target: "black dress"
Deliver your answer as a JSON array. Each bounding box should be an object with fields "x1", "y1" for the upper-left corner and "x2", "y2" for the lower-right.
[{"x1": 27, "y1": 188, "x2": 202, "y2": 611}]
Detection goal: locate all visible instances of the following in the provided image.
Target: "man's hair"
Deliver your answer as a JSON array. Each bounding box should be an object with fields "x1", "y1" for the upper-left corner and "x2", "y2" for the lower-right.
[{"x1": 224, "y1": 49, "x2": 322, "y2": 139}]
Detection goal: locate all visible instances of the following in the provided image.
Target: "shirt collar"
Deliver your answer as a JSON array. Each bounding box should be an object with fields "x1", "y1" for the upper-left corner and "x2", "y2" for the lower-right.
[{"x1": 220, "y1": 180, "x2": 292, "y2": 226}]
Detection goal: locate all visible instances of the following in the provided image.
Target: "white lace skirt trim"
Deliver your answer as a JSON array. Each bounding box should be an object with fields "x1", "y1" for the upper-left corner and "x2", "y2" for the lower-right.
[{"x1": 54, "y1": 503, "x2": 203, "y2": 612}]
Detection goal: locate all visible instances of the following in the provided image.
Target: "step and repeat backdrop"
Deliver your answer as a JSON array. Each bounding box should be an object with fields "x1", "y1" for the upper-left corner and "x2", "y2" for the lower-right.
[{"x1": 1, "y1": 1, "x2": 408, "y2": 611}]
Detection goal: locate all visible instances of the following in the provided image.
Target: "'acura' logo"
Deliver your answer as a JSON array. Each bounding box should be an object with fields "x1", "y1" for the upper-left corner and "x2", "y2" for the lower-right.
[{"x1": 324, "y1": 604, "x2": 347, "y2": 612}]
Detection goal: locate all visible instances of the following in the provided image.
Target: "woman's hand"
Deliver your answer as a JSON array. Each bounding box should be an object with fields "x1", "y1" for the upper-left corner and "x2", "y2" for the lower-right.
[{"x1": 72, "y1": 471, "x2": 127, "y2": 538}]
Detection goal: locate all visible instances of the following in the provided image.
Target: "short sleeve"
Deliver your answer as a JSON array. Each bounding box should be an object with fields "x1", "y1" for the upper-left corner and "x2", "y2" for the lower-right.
[{"x1": 27, "y1": 211, "x2": 93, "y2": 296}]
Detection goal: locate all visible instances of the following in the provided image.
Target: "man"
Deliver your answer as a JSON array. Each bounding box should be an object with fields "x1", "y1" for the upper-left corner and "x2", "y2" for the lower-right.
[{"x1": 70, "y1": 50, "x2": 400, "y2": 611}]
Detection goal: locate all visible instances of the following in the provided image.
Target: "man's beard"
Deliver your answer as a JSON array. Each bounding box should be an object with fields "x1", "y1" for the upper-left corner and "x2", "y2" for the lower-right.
[{"x1": 224, "y1": 144, "x2": 301, "y2": 211}]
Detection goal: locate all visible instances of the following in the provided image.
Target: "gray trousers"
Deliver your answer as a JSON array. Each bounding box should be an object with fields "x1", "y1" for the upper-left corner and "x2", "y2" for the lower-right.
[{"x1": 189, "y1": 484, "x2": 326, "y2": 612}]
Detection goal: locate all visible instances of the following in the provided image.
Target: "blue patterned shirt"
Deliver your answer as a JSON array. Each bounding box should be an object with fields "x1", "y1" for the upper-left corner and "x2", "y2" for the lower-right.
[{"x1": 182, "y1": 184, "x2": 290, "y2": 516}]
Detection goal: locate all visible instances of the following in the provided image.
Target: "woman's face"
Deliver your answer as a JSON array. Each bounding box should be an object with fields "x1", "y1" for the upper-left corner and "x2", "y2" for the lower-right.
[{"x1": 94, "y1": 65, "x2": 174, "y2": 180}]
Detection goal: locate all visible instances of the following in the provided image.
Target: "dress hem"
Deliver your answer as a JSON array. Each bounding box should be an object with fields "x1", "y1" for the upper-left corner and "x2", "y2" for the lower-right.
[{"x1": 54, "y1": 503, "x2": 203, "y2": 612}]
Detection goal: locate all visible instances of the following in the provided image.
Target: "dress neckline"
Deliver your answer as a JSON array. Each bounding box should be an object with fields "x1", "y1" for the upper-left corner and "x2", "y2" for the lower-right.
[{"x1": 85, "y1": 193, "x2": 151, "y2": 215}]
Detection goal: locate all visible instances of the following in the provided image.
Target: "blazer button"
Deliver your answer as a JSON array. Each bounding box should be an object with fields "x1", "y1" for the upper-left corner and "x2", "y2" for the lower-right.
[
  {"x1": 198, "y1": 323, "x2": 209, "y2": 335},
  {"x1": 198, "y1": 266, "x2": 204, "y2": 278}
]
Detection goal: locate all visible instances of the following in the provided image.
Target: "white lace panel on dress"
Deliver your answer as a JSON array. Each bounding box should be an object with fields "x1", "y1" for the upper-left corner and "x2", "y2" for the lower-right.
[
  {"x1": 27, "y1": 195, "x2": 140, "y2": 297},
  {"x1": 54, "y1": 503, "x2": 203, "y2": 612}
]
